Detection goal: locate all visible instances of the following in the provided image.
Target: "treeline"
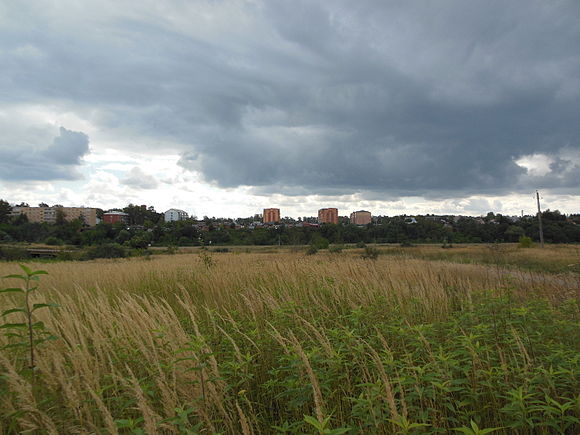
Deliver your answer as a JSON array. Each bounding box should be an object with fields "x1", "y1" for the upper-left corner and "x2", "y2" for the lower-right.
[{"x1": 1, "y1": 199, "x2": 579, "y2": 248}]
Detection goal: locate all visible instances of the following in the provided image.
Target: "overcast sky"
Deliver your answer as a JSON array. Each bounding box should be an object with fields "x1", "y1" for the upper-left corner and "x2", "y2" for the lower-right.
[{"x1": 1, "y1": 0, "x2": 579, "y2": 218}]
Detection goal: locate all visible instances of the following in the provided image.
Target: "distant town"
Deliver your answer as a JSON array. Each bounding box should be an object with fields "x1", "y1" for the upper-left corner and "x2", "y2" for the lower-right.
[
  {"x1": 1, "y1": 200, "x2": 579, "y2": 252},
  {"x1": 6, "y1": 204, "x2": 372, "y2": 227},
  {"x1": 3, "y1": 203, "x2": 564, "y2": 227}
]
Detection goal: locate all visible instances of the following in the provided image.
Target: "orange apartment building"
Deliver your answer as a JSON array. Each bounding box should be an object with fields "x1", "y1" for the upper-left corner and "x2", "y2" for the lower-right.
[
  {"x1": 318, "y1": 208, "x2": 338, "y2": 224},
  {"x1": 350, "y1": 210, "x2": 372, "y2": 225},
  {"x1": 263, "y1": 208, "x2": 280, "y2": 223},
  {"x1": 10, "y1": 206, "x2": 98, "y2": 226}
]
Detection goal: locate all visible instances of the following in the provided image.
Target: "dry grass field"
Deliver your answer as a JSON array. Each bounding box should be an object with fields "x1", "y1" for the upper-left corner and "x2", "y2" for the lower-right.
[{"x1": 0, "y1": 246, "x2": 579, "y2": 433}]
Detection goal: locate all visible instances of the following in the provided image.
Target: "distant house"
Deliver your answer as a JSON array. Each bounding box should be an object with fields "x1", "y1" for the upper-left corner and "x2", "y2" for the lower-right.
[
  {"x1": 164, "y1": 209, "x2": 188, "y2": 222},
  {"x1": 103, "y1": 211, "x2": 129, "y2": 225}
]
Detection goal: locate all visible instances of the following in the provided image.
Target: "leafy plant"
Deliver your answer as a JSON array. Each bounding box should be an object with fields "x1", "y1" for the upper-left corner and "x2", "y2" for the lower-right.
[
  {"x1": 199, "y1": 249, "x2": 215, "y2": 269},
  {"x1": 1, "y1": 264, "x2": 58, "y2": 371},
  {"x1": 518, "y1": 236, "x2": 534, "y2": 248},
  {"x1": 387, "y1": 415, "x2": 430, "y2": 434},
  {"x1": 304, "y1": 415, "x2": 350, "y2": 435},
  {"x1": 453, "y1": 420, "x2": 502, "y2": 434}
]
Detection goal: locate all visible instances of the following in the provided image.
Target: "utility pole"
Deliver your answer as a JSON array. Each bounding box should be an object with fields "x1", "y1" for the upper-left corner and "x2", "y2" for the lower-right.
[{"x1": 536, "y1": 190, "x2": 544, "y2": 248}]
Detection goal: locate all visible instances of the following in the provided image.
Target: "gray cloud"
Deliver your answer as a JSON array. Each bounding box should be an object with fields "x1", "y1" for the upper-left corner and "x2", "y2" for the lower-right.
[
  {"x1": 0, "y1": 123, "x2": 90, "y2": 181},
  {"x1": 122, "y1": 166, "x2": 158, "y2": 190},
  {"x1": 1, "y1": 1, "x2": 579, "y2": 195}
]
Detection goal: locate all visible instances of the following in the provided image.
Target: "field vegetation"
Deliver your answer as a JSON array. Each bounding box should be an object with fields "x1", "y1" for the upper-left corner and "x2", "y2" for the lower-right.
[{"x1": 0, "y1": 246, "x2": 579, "y2": 433}]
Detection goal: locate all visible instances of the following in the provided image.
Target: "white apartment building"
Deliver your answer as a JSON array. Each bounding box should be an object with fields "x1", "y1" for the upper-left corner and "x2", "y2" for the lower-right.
[{"x1": 164, "y1": 208, "x2": 189, "y2": 222}]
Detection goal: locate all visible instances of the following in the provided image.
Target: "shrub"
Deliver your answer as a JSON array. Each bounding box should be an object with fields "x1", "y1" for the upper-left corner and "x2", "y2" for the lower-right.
[
  {"x1": 0, "y1": 247, "x2": 30, "y2": 261},
  {"x1": 400, "y1": 240, "x2": 414, "y2": 247},
  {"x1": 212, "y1": 247, "x2": 229, "y2": 253},
  {"x1": 44, "y1": 236, "x2": 63, "y2": 246},
  {"x1": 129, "y1": 235, "x2": 150, "y2": 249},
  {"x1": 518, "y1": 235, "x2": 534, "y2": 248},
  {"x1": 178, "y1": 236, "x2": 192, "y2": 247},
  {"x1": 199, "y1": 249, "x2": 214, "y2": 268},
  {"x1": 356, "y1": 241, "x2": 366, "y2": 248},
  {"x1": 84, "y1": 243, "x2": 126, "y2": 260},
  {"x1": 306, "y1": 245, "x2": 318, "y2": 255},
  {"x1": 328, "y1": 244, "x2": 344, "y2": 253},
  {"x1": 0, "y1": 230, "x2": 12, "y2": 242},
  {"x1": 312, "y1": 237, "x2": 330, "y2": 250},
  {"x1": 361, "y1": 246, "x2": 379, "y2": 260},
  {"x1": 56, "y1": 251, "x2": 83, "y2": 261}
]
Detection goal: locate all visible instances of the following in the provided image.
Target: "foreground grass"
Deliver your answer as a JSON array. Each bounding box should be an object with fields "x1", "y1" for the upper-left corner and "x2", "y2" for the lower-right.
[{"x1": 0, "y1": 251, "x2": 579, "y2": 434}]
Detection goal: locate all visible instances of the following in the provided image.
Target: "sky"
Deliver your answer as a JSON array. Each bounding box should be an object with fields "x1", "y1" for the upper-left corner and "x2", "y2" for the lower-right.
[{"x1": 1, "y1": 0, "x2": 579, "y2": 218}]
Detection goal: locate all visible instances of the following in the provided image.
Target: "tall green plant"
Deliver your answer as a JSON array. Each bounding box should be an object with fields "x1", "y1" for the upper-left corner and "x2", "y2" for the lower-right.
[{"x1": 1, "y1": 264, "x2": 58, "y2": 371}]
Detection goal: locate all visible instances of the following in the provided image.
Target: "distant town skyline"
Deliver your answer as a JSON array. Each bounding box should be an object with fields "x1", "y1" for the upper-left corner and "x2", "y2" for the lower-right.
[{"x1": 1, "y1": 2, "x2": 579, "y2": 218}]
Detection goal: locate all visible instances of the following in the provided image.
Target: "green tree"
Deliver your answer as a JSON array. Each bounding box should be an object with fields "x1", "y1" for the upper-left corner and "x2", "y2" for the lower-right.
[{"x1": 0, "y1": 199, "x2": 12, "y2": 224}]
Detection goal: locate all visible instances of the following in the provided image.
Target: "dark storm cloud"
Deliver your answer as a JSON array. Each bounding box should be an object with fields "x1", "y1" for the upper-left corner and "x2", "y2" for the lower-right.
[
  {"x1": 1, "y1": 0, "x2": 579, "y2": 194},
  {"x1": 0, "y1": 125, "x2": 89, "y2": 181}
]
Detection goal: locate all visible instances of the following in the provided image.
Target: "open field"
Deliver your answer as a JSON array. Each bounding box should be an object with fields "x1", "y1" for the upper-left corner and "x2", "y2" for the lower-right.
[{"x1": 0, "y1": 247, "x2": 579, "y2": 433}]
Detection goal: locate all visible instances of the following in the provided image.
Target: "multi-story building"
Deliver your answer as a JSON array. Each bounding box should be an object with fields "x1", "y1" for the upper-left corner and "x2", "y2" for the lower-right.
[
  {"x1": 263, "y1": 208, "x2": 280, "y2": 224},
  {"x1": 164, "y1": 209, "x2": 189, "y2": 222},
  {"x1": 103, "y1": 211, "x2": 129, "y2": 225},
  {"x1": 318, "y1": 208, "x2": 339, "y2": 224},
  {"x1": 10, "y1": 206, "x2": 98, "y2": 226},
  {"x1": 350, "y1": 210, "x2": 372, "y2": 225}
]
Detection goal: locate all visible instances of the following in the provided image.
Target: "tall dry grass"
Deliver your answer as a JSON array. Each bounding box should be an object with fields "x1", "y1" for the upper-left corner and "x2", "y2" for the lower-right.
[{"x1": 0, "y1": 251, "x2": 578, "y2": 433}]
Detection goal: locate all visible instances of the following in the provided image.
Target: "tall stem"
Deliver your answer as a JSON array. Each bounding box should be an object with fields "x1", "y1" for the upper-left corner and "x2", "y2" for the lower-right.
[{"x1": 24, "y1": 276, "x2": 35, "y2": 370}]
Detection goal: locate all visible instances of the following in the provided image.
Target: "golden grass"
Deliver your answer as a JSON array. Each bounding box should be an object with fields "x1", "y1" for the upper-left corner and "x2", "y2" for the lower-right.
[{"x1": 0, "y1": 248, "x2": 578, "y2": 433}]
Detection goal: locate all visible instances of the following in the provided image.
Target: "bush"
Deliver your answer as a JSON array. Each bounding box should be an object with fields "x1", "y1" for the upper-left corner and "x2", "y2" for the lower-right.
[
  {"x1": 0, "y1": 246, "x2": 30, "y2": 261},
  {"x1": 361, "y1": 246, "x2": 379, "y2": 260},
  {"x1": 306, "y1": 245, "x2": 318, "y2": 255},
  {"x1": 328, "y1": 244, "x2": 344, "y2": 253},
  {"x1": 400, "y1": 240, "x2": 414, "y2": 247},
  {"x1": 44, "y1": 236, "x2": 63, "y2": 246},
  {"x1": 129, "y1": 235, "x2": 150, "y2": 249},
  {"x1": 518, "y1": 235, "x2": 534, "y2": 248},
  {"x1": 0, "y1": 230, "x2": 12, "y2": 242},
  {"x1": 56, "y1": 251, "x2": 82, "y2": 261},
  {"x1": 178, "y1": 236, "x2": 192, "y2": 247},
  {"x1": 212, "y1": 247, "x2": 229, "y2": 253},
  {"x1": 356, "y1": 241, "x2": 366, "y2": 248},
  {"x1": 312, "y1": 237, "x2": 330, "y2": 250},
  {"x1": 84, "y1": 243, "x2": 126, "y2": 260}
]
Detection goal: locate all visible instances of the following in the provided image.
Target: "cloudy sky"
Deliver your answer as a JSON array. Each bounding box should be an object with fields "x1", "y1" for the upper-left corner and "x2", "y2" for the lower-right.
[{"x1": 1, "y1": 0, "x2": 579, "y2": 218}]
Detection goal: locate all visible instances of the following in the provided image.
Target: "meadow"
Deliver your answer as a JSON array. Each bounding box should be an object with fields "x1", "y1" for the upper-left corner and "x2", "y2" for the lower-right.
[{"x1": 0, "y1": 246, "x2": 578, "y2": 434}]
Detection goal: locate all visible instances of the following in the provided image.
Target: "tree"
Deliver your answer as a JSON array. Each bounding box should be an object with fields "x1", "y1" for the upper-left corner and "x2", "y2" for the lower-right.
[
  {"x1": 504, "y1": 225, "x2": 525, "y2": 242},
  {"x1": 0, "y1": 199, "x2": 12, "y2": 224},
  {"x1": 55, "y1": 208, "x2": 67, "y2": 226}
]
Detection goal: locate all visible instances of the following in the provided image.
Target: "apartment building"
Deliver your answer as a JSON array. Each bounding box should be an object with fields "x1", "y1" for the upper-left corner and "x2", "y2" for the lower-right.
[
  {"x1": 10, "y1": 206, "x2": 98, "y2": 226},
  {"x1": 164, "y1": 209, "x2": 189, "y2": 222},
  {"x1": 103, "y1": 211, "x2": 129, "y2": 224},
  {"x1": 263, "y1": 208, "x2": 280, "y2": 224},
  {"x1": 350, "y1": 210, "x2": 372, "y2": 225},
  {"x1": 318, "y1": 208, "x2": 339, "y2": 224}
]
